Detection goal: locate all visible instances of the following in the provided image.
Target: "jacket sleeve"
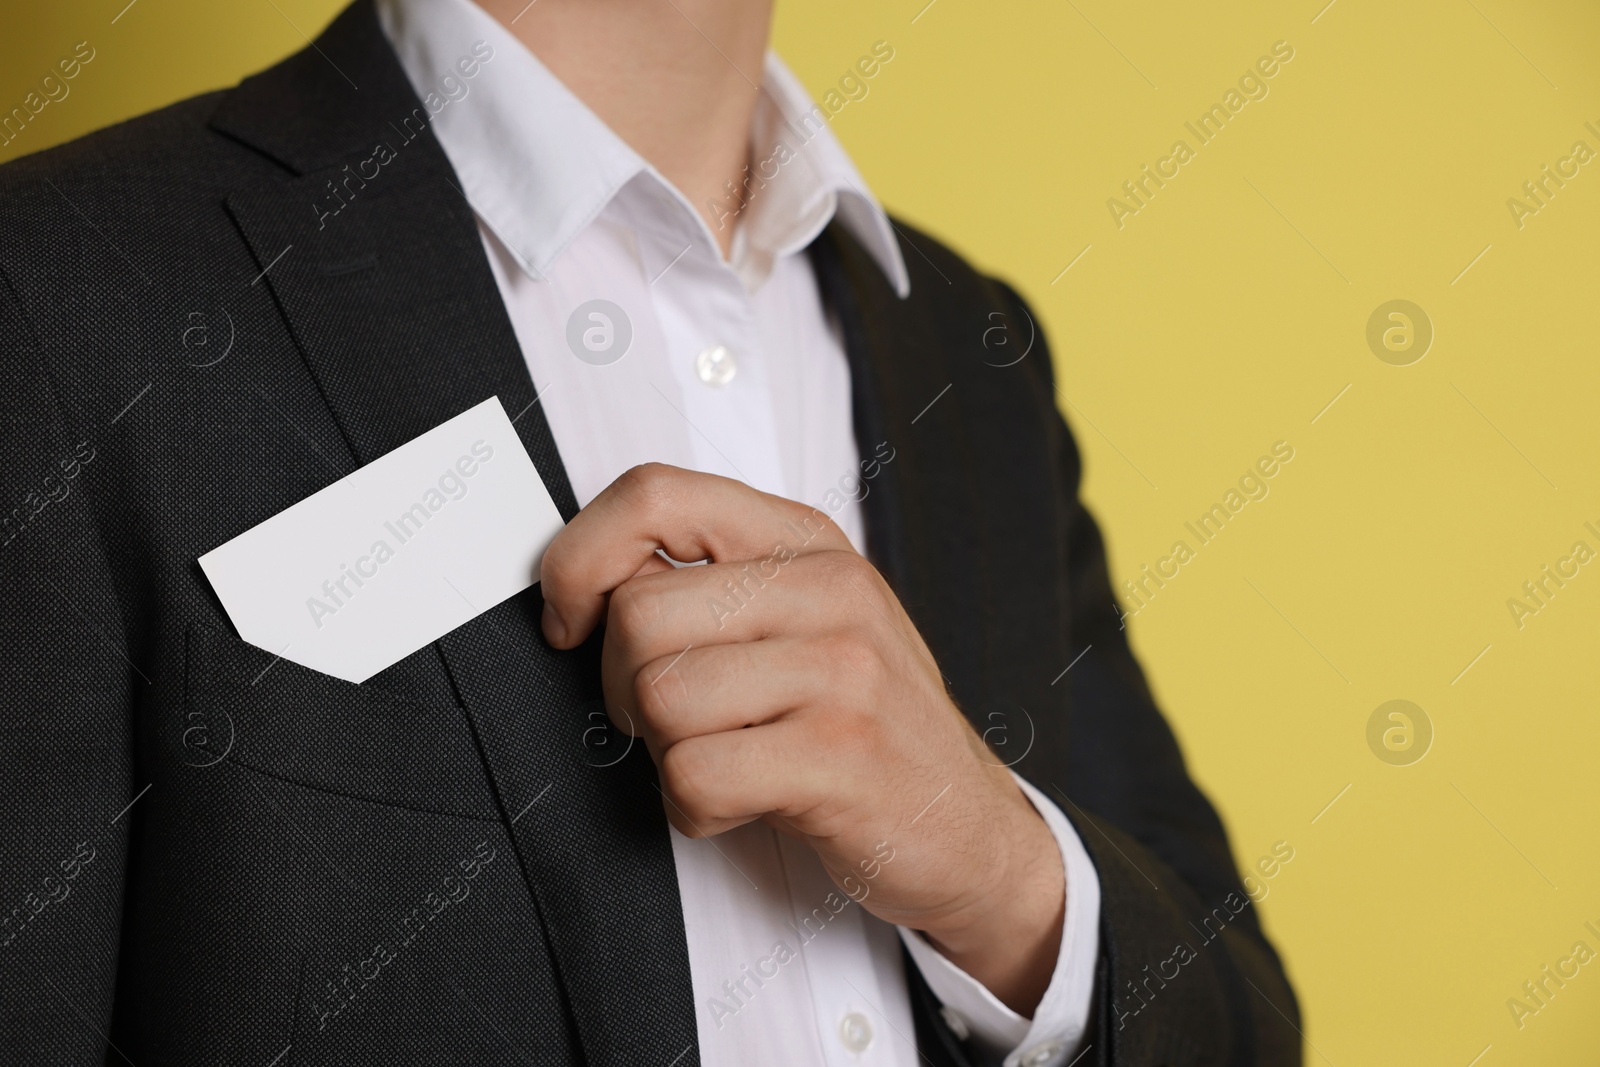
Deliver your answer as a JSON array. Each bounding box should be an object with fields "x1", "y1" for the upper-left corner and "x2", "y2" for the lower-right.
[
  {"x1": 0, "y1": 269, "x2": 135, "y2": 1065},
  {"x1": 1001, "y1": 280, "x2": 1303, "y2": 1067}
]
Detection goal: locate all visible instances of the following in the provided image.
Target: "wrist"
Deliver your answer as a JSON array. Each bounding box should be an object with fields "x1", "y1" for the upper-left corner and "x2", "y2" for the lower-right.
[{"x1": 918, "y1": 785, "x2": 1066, "y2": 1015}]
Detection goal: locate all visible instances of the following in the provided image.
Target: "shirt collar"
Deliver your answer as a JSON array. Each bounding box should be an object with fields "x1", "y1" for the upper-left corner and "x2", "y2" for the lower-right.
[{"x1": 375, "y1": 0, "x2": 909, "y2": 297}]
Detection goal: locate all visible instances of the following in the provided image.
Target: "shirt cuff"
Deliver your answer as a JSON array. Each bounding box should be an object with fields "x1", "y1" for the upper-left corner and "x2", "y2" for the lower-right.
[{"x1": 897, "y1": 773, "x2": 1100, "y2": 1067}]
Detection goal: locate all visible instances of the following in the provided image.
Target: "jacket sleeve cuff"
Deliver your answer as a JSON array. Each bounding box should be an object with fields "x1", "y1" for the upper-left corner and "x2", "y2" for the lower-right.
[{"x1": 896, "y1": 772, "x2": 1100, "y2": 1067}]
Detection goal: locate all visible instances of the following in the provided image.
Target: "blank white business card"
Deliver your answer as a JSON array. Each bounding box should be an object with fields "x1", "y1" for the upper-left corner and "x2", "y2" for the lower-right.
[{"x1": 199, "y1": 396, "x2": 564, "y2": 683}]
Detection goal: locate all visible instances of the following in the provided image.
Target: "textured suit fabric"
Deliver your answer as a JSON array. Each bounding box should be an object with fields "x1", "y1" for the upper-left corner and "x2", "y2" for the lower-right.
[{"x1": 0, "y1": 3, "x2": 1300, "y2": 1064}]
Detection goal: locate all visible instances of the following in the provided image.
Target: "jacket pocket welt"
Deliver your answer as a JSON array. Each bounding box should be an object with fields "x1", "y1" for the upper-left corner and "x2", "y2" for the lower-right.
[{"x1": 183, "y1": 623, "x2": 499, "y2": 820}]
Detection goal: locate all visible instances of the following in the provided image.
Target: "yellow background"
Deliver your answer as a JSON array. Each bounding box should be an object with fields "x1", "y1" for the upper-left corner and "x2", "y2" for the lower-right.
[{"x1": 5, "y1": 1, "x2": 1598, "y2": 1062}]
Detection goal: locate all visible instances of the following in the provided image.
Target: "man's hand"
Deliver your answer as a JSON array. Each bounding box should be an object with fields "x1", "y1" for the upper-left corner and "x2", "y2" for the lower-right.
[{"x1": 539, "y1": 463, "x2": 1065, "y2": 1014}]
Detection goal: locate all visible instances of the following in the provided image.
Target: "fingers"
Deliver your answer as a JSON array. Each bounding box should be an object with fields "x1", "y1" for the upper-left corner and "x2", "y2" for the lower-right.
[
  {"x1": 540, "y1": 463, "x2": 849, "y2": 648},
  {"x1": 621, "y1": 637, "x2": 863, "y2": 749},
  {"x1": 597, "y1": 550, "x2": 896, "y2": 724},
  {"x1": 606, "y1": 547, "x2": 874, "y2": 647},
  {"x1": 658, "y1": 717, "x2": 848, "y2": 838}
]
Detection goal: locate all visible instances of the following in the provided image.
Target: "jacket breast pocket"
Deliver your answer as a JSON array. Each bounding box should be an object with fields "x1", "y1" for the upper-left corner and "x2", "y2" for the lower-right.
[{"x1": 182, "y1": 623, "x2": 500, "y2": 820}]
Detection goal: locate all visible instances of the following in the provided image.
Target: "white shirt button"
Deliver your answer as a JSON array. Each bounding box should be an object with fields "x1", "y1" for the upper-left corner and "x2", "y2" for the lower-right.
[
  {"x1": 695, "y1": 344, "x2": 737, "y2": 386},
  {"x1": 939, "y1": 1004, "x2": 971, "y2": 1041},
  {"x1": 838, "y1": 1011, "x2": 874, "y2": 1053},
  {"x1": 1018, "y1": 1040, "x2": 1064, "y2": 1066}
]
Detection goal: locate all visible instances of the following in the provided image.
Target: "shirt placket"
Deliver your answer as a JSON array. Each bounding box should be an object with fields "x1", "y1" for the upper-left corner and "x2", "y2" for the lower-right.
[{"x1": 638, "y1": 210, "x2": 788, "y2": 505}]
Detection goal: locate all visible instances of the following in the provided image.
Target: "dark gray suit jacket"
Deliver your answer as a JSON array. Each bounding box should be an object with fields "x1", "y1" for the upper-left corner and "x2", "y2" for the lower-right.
[{"x1": 0, "y1": 3, "x2": 1299, "y2": 1063}]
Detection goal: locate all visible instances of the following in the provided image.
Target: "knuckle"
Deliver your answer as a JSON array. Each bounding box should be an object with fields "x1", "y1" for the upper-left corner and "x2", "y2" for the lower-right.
[
  {"x1": 633, "y1": 663, "x2": 682, "y2": 732},
  {"x1": 815, "y1": 549, "x2": 875, "y2": 590},
  {"x1": 616, "y1": 462, "x2": 680, "y2": 515},
  {"x1": 787, "y1": 503, "x2": 845, "y2": 547},
  {"x1": 822, "y1": 631, "x2": 879, "y2": 684},
  {"x1": 606, "y1": 578, "x2": 660, "y2": 639},
  {"x1": 538, "y1": 536, "x2": 574, "y2": 592},
  {"x1": 660, "y1": 743, "x2": 717, "y2": 822}
]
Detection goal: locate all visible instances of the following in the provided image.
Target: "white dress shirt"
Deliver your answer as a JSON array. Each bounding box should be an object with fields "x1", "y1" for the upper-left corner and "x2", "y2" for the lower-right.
[{"x1": 376, "y1": 2, "x2": 1100, "y2": 1064}]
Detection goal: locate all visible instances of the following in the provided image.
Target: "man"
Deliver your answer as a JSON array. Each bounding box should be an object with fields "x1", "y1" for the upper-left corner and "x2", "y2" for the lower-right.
[{"x1": 0, "y1": 0, "x2": 1299, "y2": 1063}]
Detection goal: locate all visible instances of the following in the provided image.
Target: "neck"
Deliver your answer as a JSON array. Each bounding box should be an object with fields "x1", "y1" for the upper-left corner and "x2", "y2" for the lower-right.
[{"x1": 475, "y1": 0, "x2": 773, "y2": 256}]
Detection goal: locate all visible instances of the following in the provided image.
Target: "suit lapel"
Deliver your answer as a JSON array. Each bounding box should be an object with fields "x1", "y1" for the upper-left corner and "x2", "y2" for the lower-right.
[
  {"x1": 809, "y1": 225, "x2": 993, "y2": 714},
  {"x1": 811, "y1": 224, "x2": 1071, "y2": 780},
  {"x1": 214, "y1": 5, "x2": 697, "y2": 1064}
]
